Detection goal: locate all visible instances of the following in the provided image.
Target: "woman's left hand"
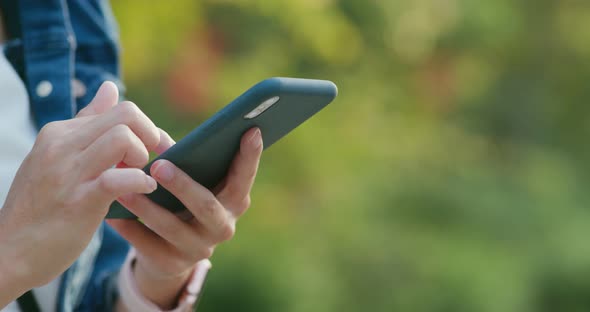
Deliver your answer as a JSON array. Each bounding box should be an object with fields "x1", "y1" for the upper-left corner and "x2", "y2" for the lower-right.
[{"x1": 107, "y1": 127, "x2": 263, "y2": 309}]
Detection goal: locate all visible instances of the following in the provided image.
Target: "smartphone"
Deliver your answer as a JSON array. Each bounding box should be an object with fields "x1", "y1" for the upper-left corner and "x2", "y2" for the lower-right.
[{"x1": 106, "y1": 77, "x2": 338, "y2": 218}]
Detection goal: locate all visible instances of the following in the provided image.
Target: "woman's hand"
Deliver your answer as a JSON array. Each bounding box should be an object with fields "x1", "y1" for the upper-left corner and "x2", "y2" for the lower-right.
[
  {"x1": 0, "y1": 82, "x2": 161, "y2": 307},
  {"x1": 107, "y1": 127, "x2": 263, "y2": 309}
]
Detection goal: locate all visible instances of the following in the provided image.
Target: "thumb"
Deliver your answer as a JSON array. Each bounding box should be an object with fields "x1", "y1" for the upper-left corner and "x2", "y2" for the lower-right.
[{"x1": 76, "y1": 81, "x2": 120, "y2": 118}]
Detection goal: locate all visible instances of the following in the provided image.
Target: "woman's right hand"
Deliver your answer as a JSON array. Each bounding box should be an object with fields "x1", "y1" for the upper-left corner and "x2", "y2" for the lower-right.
[{"x1": 0, "y1": 82, "x2": 161, "y2": 306}]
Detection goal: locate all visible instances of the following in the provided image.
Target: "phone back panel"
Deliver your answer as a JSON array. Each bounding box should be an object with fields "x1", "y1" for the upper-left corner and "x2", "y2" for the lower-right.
[{"x1": 107, "y1": 77, "x2": 337, "y2": 218}]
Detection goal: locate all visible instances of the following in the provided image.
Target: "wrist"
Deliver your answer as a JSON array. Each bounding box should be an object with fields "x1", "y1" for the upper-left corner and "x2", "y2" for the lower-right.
[
  {"x1": 134, "y1": 260, "x2": 193, "y2": 310},
  {"x1": 118, "y1": 249, "x2": 211, "y2": 312},
  {"x1": 0, "y1": 215, "x2": 34, "y2": 306},
  {"x1": 135, "y1": 259, "x2": 194, "y2": 284}
]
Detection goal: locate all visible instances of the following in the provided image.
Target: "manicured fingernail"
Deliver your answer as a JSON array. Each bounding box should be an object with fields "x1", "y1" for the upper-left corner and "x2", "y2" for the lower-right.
[
  {"x1": 146, "y1": 175, "x2": 158, "y2": 192},
  {"x1": 247, "y1": 128, "x2": 262, "y2": 149},
  {"x1": 154, "y1": 161, "x2": 174, "y2": 182}
]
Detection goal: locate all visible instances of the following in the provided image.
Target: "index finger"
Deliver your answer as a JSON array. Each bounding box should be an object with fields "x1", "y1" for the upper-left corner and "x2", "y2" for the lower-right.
[
  {"x1": 73, "y1": 101, "x2": 161, "y2": 151},
  {"x1": 75, "y1": 81, "x2": 119, "y2": 118}
]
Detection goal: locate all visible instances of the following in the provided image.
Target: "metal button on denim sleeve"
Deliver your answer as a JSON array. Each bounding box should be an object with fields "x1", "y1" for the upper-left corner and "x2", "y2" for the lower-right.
[{"x1": 36, "y1": 80, "x2": 53, "y2": 98}]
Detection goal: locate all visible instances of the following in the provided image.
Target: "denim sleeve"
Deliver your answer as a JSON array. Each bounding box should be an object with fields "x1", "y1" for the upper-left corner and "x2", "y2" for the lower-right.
[{"x1": 75, "y1": 222, "x2": 130, "y2": 311}]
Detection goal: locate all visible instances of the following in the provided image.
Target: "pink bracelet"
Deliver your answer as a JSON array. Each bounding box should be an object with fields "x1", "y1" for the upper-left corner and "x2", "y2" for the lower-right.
[{"x1": 118, "y1": 249, "x2": 212, "y2": 312}]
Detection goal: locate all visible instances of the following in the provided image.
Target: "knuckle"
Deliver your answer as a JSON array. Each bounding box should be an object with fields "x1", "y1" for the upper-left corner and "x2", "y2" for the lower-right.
[
  {"x1": 118, "y1": 101, "x2": 141, "y2": 123},
  {"x1": 112, "y1": 123, "x2": 133, "y2": 137},
  {"x1": 110, "y1": 125, "x2": 149, "y2": 166},
  {"x1": 40, "y1": 141, "x2": 62, "y2": 166},
  {"x1": 233, "y1": 195, "x2": 252, "y2": 217},
  {"x1": 37, "y1": 121, "x2": 61, "y2": 141},
  {"x1": 111, "y1": 125, "x2": 134, "y2": 146},
  {"x1": 97, "y1": 172, "x2": 116, "y2": 196},
  {"x1": 136, "y1": 148, "x2": 150, "y2": 167},
  {"x1": 218, "y1": 221, "x2": 236, "y2": 242},
  {"x1": 201, "y1": 197, "x2": 220, "y2": 219},
  {"x1": 240, "y1": 194, "x2": 252, "y2": 211},
  {"x1": 118, "y1": 101, "x2": 159, "y2": 149},
  {"x1": 40, "y1": 120, "x2": 59, "y2": 133}
]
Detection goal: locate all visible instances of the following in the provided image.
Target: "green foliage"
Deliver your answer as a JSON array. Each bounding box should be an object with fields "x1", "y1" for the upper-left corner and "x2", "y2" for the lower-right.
[{"x1": 112, "y1": 1, "x2": 590, "y2": 311}]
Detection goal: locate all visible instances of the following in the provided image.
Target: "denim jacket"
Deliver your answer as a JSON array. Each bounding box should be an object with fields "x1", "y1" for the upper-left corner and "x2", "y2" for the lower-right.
[{"x1": 1, "y1": 1, "x2": 130, "y2": 311}]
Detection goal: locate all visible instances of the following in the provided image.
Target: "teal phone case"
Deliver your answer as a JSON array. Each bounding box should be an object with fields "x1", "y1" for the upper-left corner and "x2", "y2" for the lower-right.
[{"x1": 106, "y1": 77, "x2": 338, "y2": 218}]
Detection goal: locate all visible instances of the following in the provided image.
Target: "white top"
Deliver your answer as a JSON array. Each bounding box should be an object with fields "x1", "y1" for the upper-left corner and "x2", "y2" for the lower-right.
[{"x1": 0, "y1": 47, "x2": 60, "y2": 312}]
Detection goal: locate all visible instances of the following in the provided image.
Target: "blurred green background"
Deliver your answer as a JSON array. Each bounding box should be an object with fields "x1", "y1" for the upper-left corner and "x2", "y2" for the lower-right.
[{"x1": 112, "y1": 1, "x2": 590, "y2": 311}]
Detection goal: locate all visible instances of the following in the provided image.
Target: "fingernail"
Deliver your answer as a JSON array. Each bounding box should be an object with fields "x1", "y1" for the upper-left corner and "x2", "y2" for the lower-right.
[
  {"x1": 154, "y1": 161, "x2": 174, "y2": 182},
  {"x1": 146, "y1": 175, "x2": 158, "y2": 192},
  {"x1": 247, "y1": 128, "x2": 262, "y2": 149}
]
